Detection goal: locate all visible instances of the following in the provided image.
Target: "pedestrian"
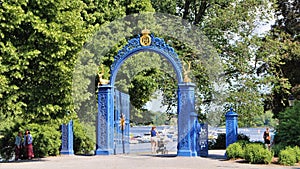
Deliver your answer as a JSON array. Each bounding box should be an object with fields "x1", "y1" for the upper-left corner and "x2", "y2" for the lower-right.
[
  {"x1": 24, "y1": 129, "x2": 34, "y2": 159},
  {"x1": 150, "y1": 126, "x2": 158, "y2": 154},
  {"x1": 263, "y1": 127, "x2": 271, "y2": 150},
  {"x1": 15, "y1": 131, "x2": 23, "y2": 161}
]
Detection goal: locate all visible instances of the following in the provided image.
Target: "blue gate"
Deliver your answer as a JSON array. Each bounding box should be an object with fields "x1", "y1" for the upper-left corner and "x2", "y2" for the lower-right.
[{"x1": 114, "y1": 90, "x2": 130, "y2": 154}]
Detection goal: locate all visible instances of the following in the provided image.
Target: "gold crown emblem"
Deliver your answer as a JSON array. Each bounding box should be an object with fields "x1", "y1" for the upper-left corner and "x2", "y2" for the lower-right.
[{"x1": 140, "y1": 28, "x2": 151, "y2": 46}]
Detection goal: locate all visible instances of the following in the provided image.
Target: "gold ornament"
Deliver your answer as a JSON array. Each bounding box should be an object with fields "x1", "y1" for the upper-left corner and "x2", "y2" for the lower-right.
[{"x1": 140, "y1": 28, "x2": 151, "y2": 46}]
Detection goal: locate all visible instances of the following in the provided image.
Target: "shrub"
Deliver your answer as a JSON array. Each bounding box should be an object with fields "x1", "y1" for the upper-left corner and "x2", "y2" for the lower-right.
[
  {"x1": 73, "y1": 120, "x2": 95, "y2": 155},
  {"x1": 293, "y1": 146, "x2": 300, "y2": 163},
  {"x1": 276, "y1": 101, "x2": 300, "y2": 147},
  {"x1": 212, "y1": 133, "x2": 226, "y2": 149},
  {"x1": 211, "y1": 133, "x2": 250, "y2": 150},
  {"x1": 0, "y1": 123, "x2": 61, "y2": 160},
  {"x1": 244, "y1": 143, "x2": 273, "y2": 164},
  {"x1": 0, "y1": 125, "x2": 19, "y2": 161},
  {"x1": 237, "y1": 133, "x2": 250, "y2": 142},
  {"x1": 279, "y1": 146, "x2": 297, "y2": 166},
  {"x1": 272, "y1": 143, "x2": 286, "y2": 157},
  {"x1": 24, "y1": 123, "x2": 61, "y2": 157},
  {"x1": 226, "y1": 142, "x2": 244, "y2": 159}
]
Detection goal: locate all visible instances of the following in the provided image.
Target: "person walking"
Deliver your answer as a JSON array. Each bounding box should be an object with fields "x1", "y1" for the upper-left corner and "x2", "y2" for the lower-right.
[
  {"x1": 24, "y1": 129, "x2": 34, "y2": 159},
  {"x1": 263, "y1": 127, "x2": 271, "y2": 150},
  {"x1": 15, "y1": 131, "x2": 23, "y2": 161},
  {"x1": 150, "y1": 126, "x2": 158, "y2": 154}
]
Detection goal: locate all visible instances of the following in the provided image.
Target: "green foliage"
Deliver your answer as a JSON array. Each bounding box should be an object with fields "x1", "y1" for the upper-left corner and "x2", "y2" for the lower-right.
[
  {"x1": 244, "y1": 143, "x2": 272, "y2": 164},
  {"x1": 129, "y1": 68, "x2": 160, "y2": 109},
  {"x1": 73, "y1": 120, "x2": 95, "y2": 155},
  {"x1": 211, "y1": 133, "x2": 250, "y2": 150},
  {"x1": 226, "y1": 142, "x2": 244, "y2": 160},
  {"x1": 0, "y1": 0, "x2": 88, "y2": 122},
  {"x1": 0, "y1": 122, "x2": 61, "y2": 160},
  {"x1": 271, "y1": 143, "x2": 286, "y2": 157},
  {"x1": 26, "y1": 123, "x2": 61, "y2": 157},
  {"x1": 237, "y1": 133, "x2": 250, "y2": 142},
  {"x1": 278, "y1": 146, "x2": 297, "y2": 166},
  {"x1": 0, "y1": 125, "x2": 19, "y2": 161},
  {"x1": 211, "y1": 133, "x2": 226, "y2": 149},
  {"x1": 294, "y1": 146, "x2": 300, "y2": 163},
  {"x1": 276, "y1": 101, "x2": 300, "y2": 146},
  {"x1": 261, "y1": 0, "x2": 300, "y2": 117}
]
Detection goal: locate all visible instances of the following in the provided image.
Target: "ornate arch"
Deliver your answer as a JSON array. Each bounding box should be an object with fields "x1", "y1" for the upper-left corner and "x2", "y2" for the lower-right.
[
  {"x1": 110, "y1": 32, "x2": 183, "y2": 85},
  {"x1": 96, "y1": 30, "x2": 199, "y2": 157}
]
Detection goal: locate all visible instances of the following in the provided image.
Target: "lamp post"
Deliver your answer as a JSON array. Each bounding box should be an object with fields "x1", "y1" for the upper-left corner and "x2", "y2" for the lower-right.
[{"x1": 288, "y1": 95, "x2": 295, "y2": 107}]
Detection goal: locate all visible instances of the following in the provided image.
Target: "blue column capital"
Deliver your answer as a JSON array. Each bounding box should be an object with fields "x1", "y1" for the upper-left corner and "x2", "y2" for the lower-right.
[{"x1": 225, "y1": 108, "x2": 238, "y2": 117}]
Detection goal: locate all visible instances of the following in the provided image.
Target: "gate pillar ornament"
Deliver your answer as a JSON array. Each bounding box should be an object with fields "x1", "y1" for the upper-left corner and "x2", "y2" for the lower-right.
[{"x1": 95, "y1": 85, "x2": 114, "y2": 155}]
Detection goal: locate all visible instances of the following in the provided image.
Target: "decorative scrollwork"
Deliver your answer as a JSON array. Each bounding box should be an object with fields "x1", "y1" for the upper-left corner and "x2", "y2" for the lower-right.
[{"x1": 111, "y1": 33, "x2": 183, "y2": 83}]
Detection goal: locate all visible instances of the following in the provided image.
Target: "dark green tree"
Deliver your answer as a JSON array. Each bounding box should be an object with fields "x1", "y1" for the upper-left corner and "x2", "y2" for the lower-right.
[{"x1": 258, "y1": 0, "x2": 300, "y2": 117}]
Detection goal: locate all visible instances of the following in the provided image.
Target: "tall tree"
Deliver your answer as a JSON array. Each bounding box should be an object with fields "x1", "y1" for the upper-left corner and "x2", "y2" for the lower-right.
[
  {"x1": 258, "y1": 0, "x2": 299, "y2": 117},
  {"x1": 0, "y1": 0, "x2": 88, "y2": 123},
  {"x1": 150, "y1": 0, "x2": 274, "y2": 126}
]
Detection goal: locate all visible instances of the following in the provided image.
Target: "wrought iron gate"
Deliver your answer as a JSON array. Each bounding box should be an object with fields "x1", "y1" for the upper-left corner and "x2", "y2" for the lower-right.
[{"x1": 114, "y1": 90, "x2": 130, "y2": 154}]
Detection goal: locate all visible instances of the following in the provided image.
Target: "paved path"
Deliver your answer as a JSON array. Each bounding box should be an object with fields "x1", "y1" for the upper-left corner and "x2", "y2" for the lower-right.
[{"x1": 1, "y1": 150, "x2": 299, "y2": 169}]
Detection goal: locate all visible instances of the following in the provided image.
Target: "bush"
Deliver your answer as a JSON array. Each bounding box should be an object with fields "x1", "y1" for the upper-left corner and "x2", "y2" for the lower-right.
[
  {"x1": 211, "y1": 133, "x2": 226, "y2": 149},
  {"x1": 0, "y1": 125, "x2": 19, "y2": 161},
  {"x1": 226, "y1": 142, "x2": 244, "y2": 159},
  {"x1": 293, "y1": 146, "x2": 300, "y2": 163},
  {"x1": 73, "y1": 120, "x2": 95, "y2": 155},
  {"x1": 0, "y1": 123, "x2": 61, "y2": 160},
  {"x1": 279, "y1": 146, "x2": 297, "y2": 166},
  {"x1": 237, "y1": 133, "x2": 250, "y2": 142},
  {"x1": 210, "y1": 133, "x2": 250, "y2": 150},
  {"x1": 276, "y1": 101, "x2": 300, "y2": 147},
  {"x1": 244, "y1": 143, "x2": 273, "y2": 164},
  {"x1": 27, "y1": 123, "x2": 61, "y2": 157},
  {"x1": 271, "y1": 143, "x2": 286, "y2": 157}
]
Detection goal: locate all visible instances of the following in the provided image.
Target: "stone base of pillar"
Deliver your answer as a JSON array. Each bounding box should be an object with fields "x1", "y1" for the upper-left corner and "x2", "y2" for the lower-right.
[
  {"x1": 95, "y1": 149, "x2": 113, "y2": 155},
  {"x1": 177, "y1": 150, "x2": 193, "y2": 157},
  {"x1": 191, "y1": 152, "x2": 197, "y2": 157},
  {"x1": 60, "y1": 150, "x2": 74, "y2": 155}
]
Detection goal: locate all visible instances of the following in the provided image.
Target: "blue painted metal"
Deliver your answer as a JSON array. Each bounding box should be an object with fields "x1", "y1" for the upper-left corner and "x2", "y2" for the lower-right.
[
  {"x1": 225, "y1": 108, "x2": 238, "y2": 148},
  {"x1": 110, "y1": 34, "x2": 183, "y2": 86},
  {"x1": 177, "y1": 82, "x2": 197, "y2": 156},
  {"x1": 197, "y1": 123, "x2": 208, "y2": 157},
  {"x1": 60, "y1": 120, "x2": 74, "y2": 155},
  {"x1": 114, "y1": 90, "x2": 121, "y2": 154},
  {"x1": 96, "y1": 33, "x2": 199, "y2": 157},
  {"x1": 113, "y1": 90, "x2": 130, "y2": 154},
  {"x1": 120, "y1": 92, "x2": 130, "y2": 154},
  {"x1": 95, "y1": 85, "x2": 114, "y2": 155}
]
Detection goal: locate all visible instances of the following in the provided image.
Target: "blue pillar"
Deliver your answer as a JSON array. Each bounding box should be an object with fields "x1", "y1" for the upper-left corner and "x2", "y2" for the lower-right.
[
  {"x1": 225, "y1": 108, "x2": 238, "y2": 148},
  {"x1": 60, "y1": 120, "x2": 74, "y2": 155},
  {"x1": 95, "y1": 85, "x2": 114, "y2": 155},
  {"x1": 177, "y1": 82, "x2": 197, "y2": 157}
]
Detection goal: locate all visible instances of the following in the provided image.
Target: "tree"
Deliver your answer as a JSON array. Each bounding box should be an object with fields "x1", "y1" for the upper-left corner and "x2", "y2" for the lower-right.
[
  {"x1": 0, "y1": 0, "x2": 88, "y2": 123},
  {"x1": 0, "y1": 0, "x2": 94, "y2": 157},
  {"x1": 151, "y1": 0, "x2": 274, "y2": 126},
  {"x1": 258, "y1": 0, "x2": 300, "y2": 117},
  {"x1": 276, "y1": 101, "x2": 300, "y2": 146}
]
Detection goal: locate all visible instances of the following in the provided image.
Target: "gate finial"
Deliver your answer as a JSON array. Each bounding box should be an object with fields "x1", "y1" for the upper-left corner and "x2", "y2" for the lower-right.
[
  {"x1": 140, "y1": 28, "x2": 151, "y2": 46},
  {"x1": 183, "y1": 61, "x2": 192, "y2": 83},
  {"x1": 98, "y1": 64, "x2": 110, "y2": 85}
]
